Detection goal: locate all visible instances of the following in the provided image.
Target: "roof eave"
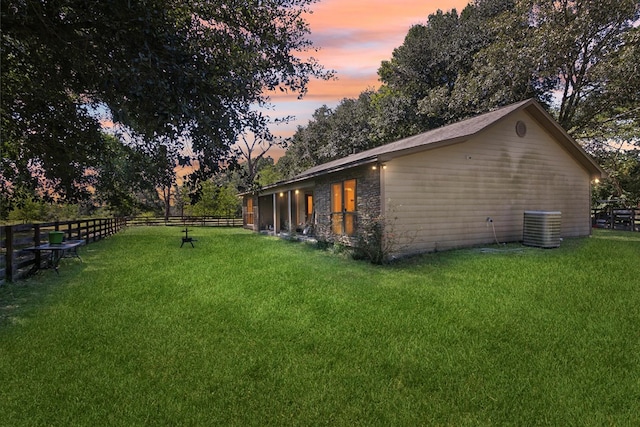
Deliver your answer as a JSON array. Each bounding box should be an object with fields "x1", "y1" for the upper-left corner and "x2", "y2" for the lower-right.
[{"x1": 242, "y1": 157, "x2": 379, "y2": 197}]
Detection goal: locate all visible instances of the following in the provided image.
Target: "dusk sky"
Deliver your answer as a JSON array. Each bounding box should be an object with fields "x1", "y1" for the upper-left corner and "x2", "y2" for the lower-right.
[{"x1": 267, "y1": 0, "x2": 471, "y2": 144}]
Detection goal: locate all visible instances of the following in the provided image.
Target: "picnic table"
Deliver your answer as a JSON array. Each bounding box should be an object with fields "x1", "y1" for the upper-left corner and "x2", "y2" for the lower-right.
[{"x1": 23, "y1": 240, "x2": 84, "y2": 274}]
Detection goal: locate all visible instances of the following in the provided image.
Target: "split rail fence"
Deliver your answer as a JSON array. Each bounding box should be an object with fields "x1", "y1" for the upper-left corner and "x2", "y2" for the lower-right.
[
  {"x1": 126, "y1": 215, "x2": 243, "y2": 227},
  {"x1": 1, "y1": 216, "x2": 242, "y2": 283},
  {"x1": 1, "y1": 218, "x2": 126, "y2": 283}
]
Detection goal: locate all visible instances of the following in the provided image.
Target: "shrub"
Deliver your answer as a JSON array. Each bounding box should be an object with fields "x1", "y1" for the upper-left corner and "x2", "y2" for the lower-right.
[{"x1": 353, "y1": 213, "x2": 387, "y2": 264}]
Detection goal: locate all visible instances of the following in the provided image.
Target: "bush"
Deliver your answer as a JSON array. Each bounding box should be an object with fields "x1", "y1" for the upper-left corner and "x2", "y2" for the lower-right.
[
  {"x1": 353, "y1": 214, "x2": 387, "y2": 264},
  {"x1": 353, "y1": 206, "x2": 416, "y2": 264}
]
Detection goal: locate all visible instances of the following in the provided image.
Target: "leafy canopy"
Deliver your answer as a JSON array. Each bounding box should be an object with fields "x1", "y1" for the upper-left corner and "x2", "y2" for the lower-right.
[{"x1": 1, "y1": 0, "x2": 329, "y2": 206}]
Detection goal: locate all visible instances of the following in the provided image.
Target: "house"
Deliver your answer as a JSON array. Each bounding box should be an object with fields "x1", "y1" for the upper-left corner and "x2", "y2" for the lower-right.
[{"x1": 242, "y1": 99, "x2": 604, "y2": 257}]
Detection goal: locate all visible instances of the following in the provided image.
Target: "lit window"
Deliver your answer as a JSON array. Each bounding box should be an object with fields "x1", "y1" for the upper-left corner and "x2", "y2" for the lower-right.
[{"x1": 331, "y1": 179, "x2": 357, "y2": 236}]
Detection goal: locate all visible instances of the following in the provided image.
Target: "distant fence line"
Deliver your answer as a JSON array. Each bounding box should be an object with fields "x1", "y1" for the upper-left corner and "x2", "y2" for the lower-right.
[
  {"x1": 1, "y1": 218, "x2": 127, "y2": 283},
  {"x1": 591, "y1": 207, "x2": 640, "y2": 232},
  {"x1": 127, "y1": 215, "x2": 243, "y2": 228},
  {"x1": 1, "y1": 216, "x2": 242, "y2": 283}
]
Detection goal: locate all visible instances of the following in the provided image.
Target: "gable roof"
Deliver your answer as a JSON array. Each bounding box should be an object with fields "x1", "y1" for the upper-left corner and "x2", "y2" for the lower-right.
[{"x1": 258, "y1": 99, "x2": 604, "y2": 193}]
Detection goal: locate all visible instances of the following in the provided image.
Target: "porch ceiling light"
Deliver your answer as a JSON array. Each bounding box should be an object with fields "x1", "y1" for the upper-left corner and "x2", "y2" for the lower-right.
[{"x1": 279, "y1": 192, "x2": 284, "y2": 197}]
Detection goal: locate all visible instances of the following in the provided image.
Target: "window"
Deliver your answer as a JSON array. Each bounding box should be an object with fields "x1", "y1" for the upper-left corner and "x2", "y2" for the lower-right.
[
  {"x1": 245, "y1": 197, "x2": 254, "y2": 225},
  {"x1": 331, "y1": 179, "x2": 356, "y2": 235},
  {"x1": 305, "y1": 194, "x2": 313, "y2": 223}
]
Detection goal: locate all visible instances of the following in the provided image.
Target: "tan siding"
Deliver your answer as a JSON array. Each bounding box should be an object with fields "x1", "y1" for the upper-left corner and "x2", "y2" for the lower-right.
[{"x1": 383, "y1": 111, "x2": 592, "y2": 255}]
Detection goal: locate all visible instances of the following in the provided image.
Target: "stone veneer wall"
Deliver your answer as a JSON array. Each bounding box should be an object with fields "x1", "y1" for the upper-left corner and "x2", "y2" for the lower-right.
[{"x1": 313, "y1": 164, "x2": 380, "y2": 245}]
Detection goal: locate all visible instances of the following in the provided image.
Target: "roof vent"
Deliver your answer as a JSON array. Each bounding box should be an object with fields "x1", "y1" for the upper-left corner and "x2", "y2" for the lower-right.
[{"x1": 523, "y1": 211, "x2": 562, "y2": 248}]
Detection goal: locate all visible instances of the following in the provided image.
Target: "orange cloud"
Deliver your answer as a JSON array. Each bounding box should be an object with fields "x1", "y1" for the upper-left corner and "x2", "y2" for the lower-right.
[
  {"x1": 306, "y1": 0, "x2": 469, "y2": 30},
  {"x1": 267, "y1": 1, "x2": 470, "y2": 140}
]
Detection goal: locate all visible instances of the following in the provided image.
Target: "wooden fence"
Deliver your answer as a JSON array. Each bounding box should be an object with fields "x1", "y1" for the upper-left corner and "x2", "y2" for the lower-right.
[
  {"x1": 1, "y1": 218, "x2": 126, "y2": 283},
  {"x1": 592, "y1": 207, "x2": 640, "y2": 232},
  {"x1": 126, "y1": 215, "x2": 243, "y2": 228},
  {"x1": 1, "y1": 216, "x2": 242, "y2": 283}
]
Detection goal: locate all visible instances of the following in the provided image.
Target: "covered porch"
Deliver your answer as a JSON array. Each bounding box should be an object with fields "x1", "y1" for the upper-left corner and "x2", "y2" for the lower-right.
[{"x1": 243, "y1": 183, "x2": 315, "y2": 236}]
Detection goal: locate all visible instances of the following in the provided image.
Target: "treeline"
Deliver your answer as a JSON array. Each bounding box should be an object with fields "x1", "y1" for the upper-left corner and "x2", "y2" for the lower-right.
[{"x1": 276, "y1": 0, "x2": 640, "y2": 206}]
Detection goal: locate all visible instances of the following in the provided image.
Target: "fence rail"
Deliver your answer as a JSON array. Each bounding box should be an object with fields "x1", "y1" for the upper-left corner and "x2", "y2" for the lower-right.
[
  {"x1": 592, "y1": 207, "x2": 640, "y2": 232},
  {"x1": 1, "y1": 216, "x2": 242, "y2": 283},
  {"x1": 1, "y1": 218, "x2": 126, "y2": 283},
  {"x1": 127, "y1": 215, "x2": 243, "y2": 228}
]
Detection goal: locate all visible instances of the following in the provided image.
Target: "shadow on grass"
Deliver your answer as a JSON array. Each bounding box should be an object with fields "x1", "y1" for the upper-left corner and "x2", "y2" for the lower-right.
[{"x1": 0, "y1": 254, "x2": 86, "y2": 328}]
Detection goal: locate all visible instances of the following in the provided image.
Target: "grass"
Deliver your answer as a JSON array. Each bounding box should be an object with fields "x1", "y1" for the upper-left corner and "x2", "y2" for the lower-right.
[{"x1": 1, "y1": 227, "x2": 639, "y2": 426}]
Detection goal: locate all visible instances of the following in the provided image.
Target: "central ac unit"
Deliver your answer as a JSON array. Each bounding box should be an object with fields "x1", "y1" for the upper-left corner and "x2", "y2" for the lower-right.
[{"x1": 523, "y1": 211, "x2": 562, "y2": 248}]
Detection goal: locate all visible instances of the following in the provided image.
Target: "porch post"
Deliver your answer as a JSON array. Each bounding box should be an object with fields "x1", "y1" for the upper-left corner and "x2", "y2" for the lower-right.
[
  {"x1": 272, "y1": 193, "x2": 277, "y2": 233},
  {"x1": 288, "y1": 190, "x2": 292, "y2": 232}
]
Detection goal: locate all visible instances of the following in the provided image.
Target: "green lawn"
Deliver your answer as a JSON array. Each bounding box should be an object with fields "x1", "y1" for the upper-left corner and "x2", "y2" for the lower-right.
[{"x1": 1, "y1": 227, "x2": 639, "y2": 426}]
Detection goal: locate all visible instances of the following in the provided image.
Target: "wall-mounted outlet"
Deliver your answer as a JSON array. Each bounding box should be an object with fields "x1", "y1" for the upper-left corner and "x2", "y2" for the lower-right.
[{"x1": 486, "y1": 217, "x2": 493, "y2": 223}]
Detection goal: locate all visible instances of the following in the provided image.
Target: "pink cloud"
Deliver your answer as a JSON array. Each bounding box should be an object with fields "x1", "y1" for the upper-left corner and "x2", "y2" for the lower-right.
[{"x1": 269, "y1": 0, "x2": 471, "y2": 140}]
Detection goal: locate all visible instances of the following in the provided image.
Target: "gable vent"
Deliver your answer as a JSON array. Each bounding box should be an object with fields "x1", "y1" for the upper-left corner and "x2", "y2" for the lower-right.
[{"x1": 523, "y1": 211, "x2": 562, "y2": 248}]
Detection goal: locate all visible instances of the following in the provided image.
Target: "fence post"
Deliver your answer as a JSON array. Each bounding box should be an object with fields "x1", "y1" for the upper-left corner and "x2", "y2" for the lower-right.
[
  {"x1": 609, "y1": 206, "x2": 614, "y2": 229},
  {"x1": 33, "y1": 224, "x2": 41, "y2": 269},
  {"x1": 5, "y1": 225, "x2": 14, "y2": 282}
]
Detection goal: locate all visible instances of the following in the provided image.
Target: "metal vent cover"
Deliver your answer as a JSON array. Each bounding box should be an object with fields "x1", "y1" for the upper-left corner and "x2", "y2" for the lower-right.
[{"x1": 523, "y1": 211, "x2": 562, "y2": 248}]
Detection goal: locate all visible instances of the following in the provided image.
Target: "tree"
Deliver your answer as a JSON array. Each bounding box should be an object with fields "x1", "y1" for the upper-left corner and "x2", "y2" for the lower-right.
[
  {"x1": 438, "y1": 0, "x2": 554, "y2": 118},
  {"x1": 190, "y1": 179, "x2": 240, "y2": 217},
  {"x1": 255, "y1": 162, "x2": 283, "y2": 187},
  {"x1": 369, "y1": 87, "x2": 426, "y2": 144},
  {"x1": 529, "y1": 1, "x2": 639, "y2": 133},
  {"x1": 92, "y1": 135, "x2": 153, "y2": 216},
  {"x1": 481, "y1": 0, "x2": 640, "y2": 141},
  {"x1": 173, "y1": 183, "x2": 192, "y2": 218},
  {"x1": 191, "y1": 180, "x2": 218, "y2": 217},
  {"x1": 591, "y1": 149, "x2": 640, "y2": 207},
  {"x1": 277, "y1": 91, "x2": 379, "y2": 178},
  {"x1": 1, "y1": 0, "x2": 330, "y2": 205},
  {"x1": 376, "y1": 0, "x2": 640, "y2": 139},
  {"x1": 148, "y1": 143, "x2": 184, "y2": 221},
  {"x1": 215, "y1": 184, "x2": 242, "y2": 217},
  {"x1": 276, "y1": 105, "x2": 334, "y2": 178},
  {"x1": 233, "y1": 115, "x2": 289, "y2": 192},
  {"x1": 323, "y1": 91, "x2": 378, "y2": 156},
  {"x1": 379, "y1": 0, "x2": 520, "y2": 126}
]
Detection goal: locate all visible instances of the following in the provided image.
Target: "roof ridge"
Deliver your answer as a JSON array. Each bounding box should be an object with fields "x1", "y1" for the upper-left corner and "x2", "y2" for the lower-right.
[{"x1": 295, "y1": 98, "x2": 535, "y2": 179}]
